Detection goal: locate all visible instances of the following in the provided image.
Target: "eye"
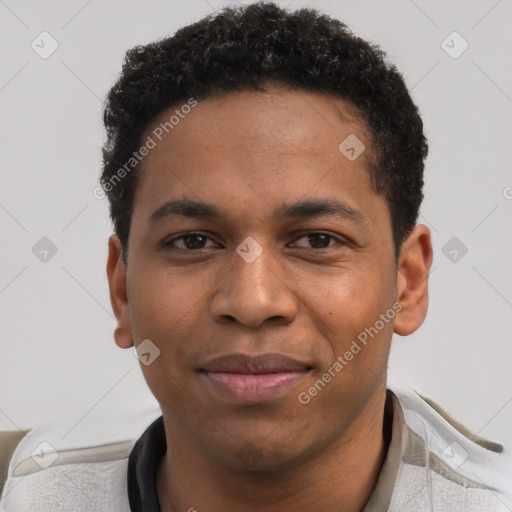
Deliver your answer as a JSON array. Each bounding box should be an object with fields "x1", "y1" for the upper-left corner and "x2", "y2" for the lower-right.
[
  {"x1": 163, "y1": 233, "x2": 219, "y2": 251},
  {"x1": 291, "y1": 232, "x2": 342, "y2": 250},
  {"x1": 162, "y1": 231, "x2": 344, "y2": 253}
]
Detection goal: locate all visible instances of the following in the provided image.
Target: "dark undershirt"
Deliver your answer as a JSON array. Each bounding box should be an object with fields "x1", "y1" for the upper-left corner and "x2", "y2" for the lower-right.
[
  {"x1": 127, "y1": 415, "x2": 166, "y2": 512},
  {"x1": 127, "y1": 391, "x2": 394, "y2": 512}
]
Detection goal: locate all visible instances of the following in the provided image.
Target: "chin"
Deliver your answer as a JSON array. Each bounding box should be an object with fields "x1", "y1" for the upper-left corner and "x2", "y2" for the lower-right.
[{"x1": 207, "y1": 432, "x2": 328, "y2": 474}]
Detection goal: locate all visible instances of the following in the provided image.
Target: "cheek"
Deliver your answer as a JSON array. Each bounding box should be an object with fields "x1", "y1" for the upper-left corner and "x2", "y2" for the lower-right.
[
  {"x1": 128, "y1": 261, "x2": 208, "y2": 340},
  {"x1": 296, "y1": 263, "x2": 395, "y2": 377},
  {"x1": 295, "y1": 262, "x2": 390, "y2": 329},
  {"x1": 128, "y1": 272, "x2": 198, "y2": 408}
]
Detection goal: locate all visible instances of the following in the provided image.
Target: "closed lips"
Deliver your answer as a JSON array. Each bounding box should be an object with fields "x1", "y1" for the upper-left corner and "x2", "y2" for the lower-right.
[
  {"x1": 200, "y1": 353, "x2": 312, "y2": 374},
  {"x1": 199, "y1": 353, "x2": 312, "y2": 403}
]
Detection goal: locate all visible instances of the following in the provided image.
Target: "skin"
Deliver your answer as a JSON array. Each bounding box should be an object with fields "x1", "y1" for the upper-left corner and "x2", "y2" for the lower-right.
[{"x1": 106, "y1": 84, "x2": 433, "y2": 512}]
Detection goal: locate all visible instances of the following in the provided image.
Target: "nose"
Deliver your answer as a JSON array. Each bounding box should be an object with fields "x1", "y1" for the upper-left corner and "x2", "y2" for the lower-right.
[{"x1": 210, "y1": 243, "x2": 298, "y2": 329}]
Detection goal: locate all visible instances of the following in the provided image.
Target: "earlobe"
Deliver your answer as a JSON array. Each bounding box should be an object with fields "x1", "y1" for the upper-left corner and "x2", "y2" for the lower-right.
[
  {"x1": 393, "y1": 224, "x2": 433, "y2": 336},
  {"x1": 106, "y1": 235, "x2": 134, "y2": 349},
  {"x1": 114, "y1": 325, "x2": 134, "y2": 349}
]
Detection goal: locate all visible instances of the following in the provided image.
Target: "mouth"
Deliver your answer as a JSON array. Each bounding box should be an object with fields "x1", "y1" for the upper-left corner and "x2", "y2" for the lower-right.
[{"x1": 199, "y1": 353, "x2": 312, "y2": 403}]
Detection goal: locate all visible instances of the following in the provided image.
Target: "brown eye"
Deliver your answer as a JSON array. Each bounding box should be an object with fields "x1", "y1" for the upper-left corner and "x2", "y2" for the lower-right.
[
  {"x1": 164, "y1": 233, "x2": 218, "y2": 251},
  {"x1": 292, "y1": 233, "x2": 339, "y2": 250}
]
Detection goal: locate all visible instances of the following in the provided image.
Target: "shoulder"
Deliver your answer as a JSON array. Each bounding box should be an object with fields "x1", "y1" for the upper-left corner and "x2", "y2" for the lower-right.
[
  {"x1": 387, "y1": 379, "x2": 512, "y2": 511},
  {"x1": 0, "y1": 405, "x2": 161, "y2": 512}
]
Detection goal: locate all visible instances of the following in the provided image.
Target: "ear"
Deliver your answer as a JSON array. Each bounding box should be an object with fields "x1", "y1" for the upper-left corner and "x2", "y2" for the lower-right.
[
  {"x1": 106, "y1": 235, "x2": 134, "y2": 349},
  {"x1": 394, "y1": 224, "x2": 433, "y2": 336}
]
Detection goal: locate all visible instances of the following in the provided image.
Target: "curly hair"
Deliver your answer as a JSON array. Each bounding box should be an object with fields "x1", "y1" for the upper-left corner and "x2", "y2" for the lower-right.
[{"x1": 101, "y1": 1, "x2": 427, "y2": 265}]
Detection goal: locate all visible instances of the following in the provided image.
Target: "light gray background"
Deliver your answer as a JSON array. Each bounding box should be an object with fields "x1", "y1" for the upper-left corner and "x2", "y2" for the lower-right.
[{"x1": 1, "y1": 0, "x2": 511, "y2": 447}]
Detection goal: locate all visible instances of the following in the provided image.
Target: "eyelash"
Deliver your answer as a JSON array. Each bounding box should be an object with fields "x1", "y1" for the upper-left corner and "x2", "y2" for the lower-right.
[{"x1": 162, "y1": 232, "x2": 344, "y2": 252}]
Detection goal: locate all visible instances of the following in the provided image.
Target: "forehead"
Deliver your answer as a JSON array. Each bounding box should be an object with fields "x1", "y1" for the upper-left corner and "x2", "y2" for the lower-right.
[
  {"x1": 144, "y1": 85, "x2": 370, "y2": 160},
  {"x1": 131, "y1": 86, "x2": 383, "y2": 229}
]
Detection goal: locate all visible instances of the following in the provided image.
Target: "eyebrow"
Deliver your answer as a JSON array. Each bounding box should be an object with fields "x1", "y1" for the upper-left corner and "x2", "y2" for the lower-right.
[{"x1": 149, "y1": 198, "x2": 364, "y2": 223}]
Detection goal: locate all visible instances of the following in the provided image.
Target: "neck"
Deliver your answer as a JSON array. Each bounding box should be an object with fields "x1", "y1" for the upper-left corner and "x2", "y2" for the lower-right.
[{"x1": 157, "y1": 389, "x2": 389, "y2": 512}]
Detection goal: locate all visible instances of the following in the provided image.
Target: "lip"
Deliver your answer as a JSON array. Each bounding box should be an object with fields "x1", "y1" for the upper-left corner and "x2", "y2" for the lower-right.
[{"x1": 200, "y1": 353, "x2": 312, "y2": 403}]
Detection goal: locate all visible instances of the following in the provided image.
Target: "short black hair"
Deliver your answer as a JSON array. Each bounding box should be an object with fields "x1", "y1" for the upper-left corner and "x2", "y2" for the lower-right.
[{"x1": 101, "y1": 1, "x2": 427, "y2": 265}]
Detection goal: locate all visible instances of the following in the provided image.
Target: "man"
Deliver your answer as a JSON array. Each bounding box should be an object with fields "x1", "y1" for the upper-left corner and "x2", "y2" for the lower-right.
[{"x1": 1, "y1": 2, "x2": 511, "y2": 511}]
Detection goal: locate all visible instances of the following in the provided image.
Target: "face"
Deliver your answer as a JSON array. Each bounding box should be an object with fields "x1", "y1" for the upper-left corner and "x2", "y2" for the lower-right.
[{"x1": 107, "y1": 85, "x2": 431, "y2": 471}]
